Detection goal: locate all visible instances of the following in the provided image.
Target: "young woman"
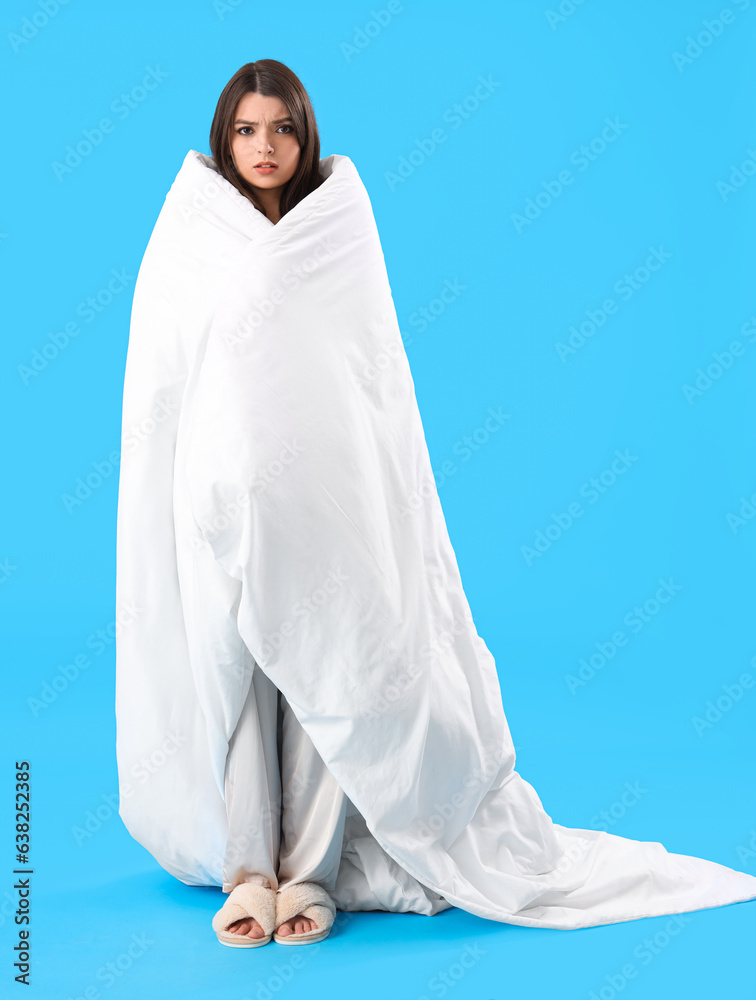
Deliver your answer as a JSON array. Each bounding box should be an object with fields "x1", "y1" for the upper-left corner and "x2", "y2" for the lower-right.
[{"x1": 115, "y1": 59, "x2": 756, "y2": 949}]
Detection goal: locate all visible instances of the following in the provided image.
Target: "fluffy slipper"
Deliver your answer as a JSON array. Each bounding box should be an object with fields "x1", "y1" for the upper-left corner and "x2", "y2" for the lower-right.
[
  {"x1": 273, "y1": 882, "x2": 336, "y2": 945},
  {"x1": 212, "y1": 882, "x2": 276, "y2": 948}
]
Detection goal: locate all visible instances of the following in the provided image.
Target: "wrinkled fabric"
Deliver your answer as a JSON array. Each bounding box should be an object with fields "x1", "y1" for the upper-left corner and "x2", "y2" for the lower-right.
[{"x1": 115, "y1": 149, "x2": 756, "y2": 929}]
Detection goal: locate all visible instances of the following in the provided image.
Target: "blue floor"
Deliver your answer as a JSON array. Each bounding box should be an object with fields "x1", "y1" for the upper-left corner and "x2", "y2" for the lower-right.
[
  {"x1": 5, "y1": 667, "x2": 755, "y2": 999},
  {"x1": 26, "y1": 879, "x2": 756, "y2": 1000}
]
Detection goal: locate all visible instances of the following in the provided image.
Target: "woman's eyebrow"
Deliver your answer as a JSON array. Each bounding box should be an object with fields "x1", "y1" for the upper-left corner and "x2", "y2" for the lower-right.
[{"x1": 234, "y1": 117, "x2": 294, "y2": 125}]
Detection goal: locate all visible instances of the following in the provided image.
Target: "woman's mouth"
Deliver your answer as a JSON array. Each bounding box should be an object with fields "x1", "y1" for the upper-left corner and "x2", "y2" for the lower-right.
[{"x1": 254, "y1": 162, "x2": 278, "y2": 174}]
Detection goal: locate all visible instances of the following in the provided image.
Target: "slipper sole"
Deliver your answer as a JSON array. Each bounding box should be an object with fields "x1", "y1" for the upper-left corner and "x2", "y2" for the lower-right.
[
  {"x1": 217, "y1": 931, "x2": 273, "y2": 948},
  {"x1": 273, "y1": 927, "x2": 331, "y2": 945}
]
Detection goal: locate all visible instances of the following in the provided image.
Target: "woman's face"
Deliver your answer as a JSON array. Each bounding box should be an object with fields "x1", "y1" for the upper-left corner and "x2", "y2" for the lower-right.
[{"x1": 229, "y1": 92, "x2": 301, "y2": 194}]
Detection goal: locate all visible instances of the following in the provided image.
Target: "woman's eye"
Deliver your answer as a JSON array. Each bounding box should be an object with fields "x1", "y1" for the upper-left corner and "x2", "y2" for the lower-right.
[{"x1": 236, "y1": 125, "x2": 292, "y2": 136}]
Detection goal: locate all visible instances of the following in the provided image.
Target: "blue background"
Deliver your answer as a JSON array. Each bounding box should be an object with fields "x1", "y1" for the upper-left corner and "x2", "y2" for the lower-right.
[{"x1": 2, "y1": 0, "x2": 755, "y2": 997}]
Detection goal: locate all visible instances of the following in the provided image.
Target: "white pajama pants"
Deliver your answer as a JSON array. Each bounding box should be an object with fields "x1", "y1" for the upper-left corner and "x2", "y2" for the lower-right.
[{"x1": 222, "y1": 657, "x2": 348, "y2": 895}]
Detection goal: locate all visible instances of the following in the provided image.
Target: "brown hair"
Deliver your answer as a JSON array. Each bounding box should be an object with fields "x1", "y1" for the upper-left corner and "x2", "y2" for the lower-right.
[{"x1": 209, "y1": 60, "x2": 323, "y2": 220}]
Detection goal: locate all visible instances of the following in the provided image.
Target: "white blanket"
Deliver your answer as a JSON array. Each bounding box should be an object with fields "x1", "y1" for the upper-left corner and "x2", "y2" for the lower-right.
[{"x1": 115, "y1": 149, "x2": 756, "y2": 929}]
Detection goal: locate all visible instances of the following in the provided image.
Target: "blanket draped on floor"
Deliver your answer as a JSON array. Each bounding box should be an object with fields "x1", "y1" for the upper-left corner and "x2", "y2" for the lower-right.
[{"x1": 115, "y1": 149, "x2": 756, "y2": 929}]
